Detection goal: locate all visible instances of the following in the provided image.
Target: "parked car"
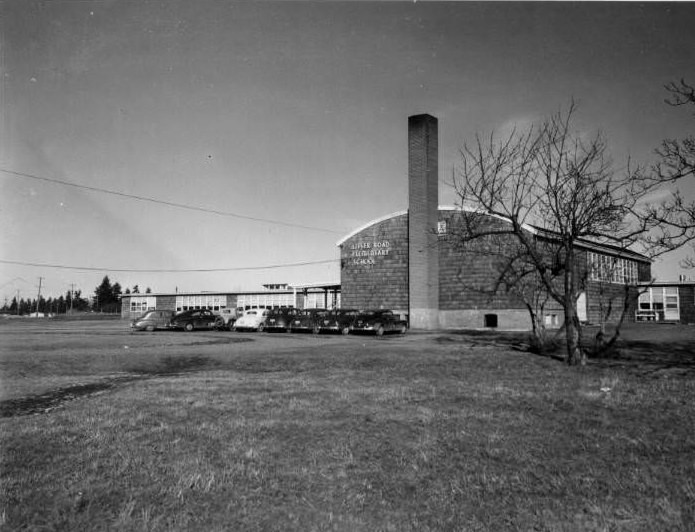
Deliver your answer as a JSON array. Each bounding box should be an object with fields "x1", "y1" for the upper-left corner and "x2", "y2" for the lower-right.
[
  {"x1": 289, "y1": 309, "x2": 326, "y2": 334},
  {"x1": 264, "y1": 307, "x2": 298, "y2": 333},
  {"x1": 169, "y1": 309, "x2": 220, "y2": 331},
  {"x1": 351, "y1": 310, "x2": 408, "y2": 336},
  {"x1": 234, "y1": 308, "x2": 269, "y2": 332},
  {"x1": 130, "y1": 310, "x2": 176, "y2": 332},
  {"x1": 215, "y1": 308, "x2": 239, "y2": 331},
  {"x1": 317, "y1": 309, "x2": 360, "y2": 335}
]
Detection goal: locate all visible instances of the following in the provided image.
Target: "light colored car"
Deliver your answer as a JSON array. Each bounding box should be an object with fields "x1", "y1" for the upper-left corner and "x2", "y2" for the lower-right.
[
  {"x1": 130, "y1": 310, "x2": 176, "y2": 332},
  {"x1": 234, "y1": 308, "x2": 269, "y2": 332}
]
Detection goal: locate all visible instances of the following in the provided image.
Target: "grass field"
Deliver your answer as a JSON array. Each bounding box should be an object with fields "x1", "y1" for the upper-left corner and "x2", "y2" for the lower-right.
[{"x1": 1, "y1": 319, "x2": 694, "y2": 531}]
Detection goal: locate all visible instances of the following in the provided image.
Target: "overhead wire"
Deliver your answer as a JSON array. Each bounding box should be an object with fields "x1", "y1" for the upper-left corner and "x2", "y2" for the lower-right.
[
  {"x1": 0, "y1": 258, "x2": 340, "y2": 273},
  {"x1": 0, "y1": 167, "x2": 344, "y2": 235}
]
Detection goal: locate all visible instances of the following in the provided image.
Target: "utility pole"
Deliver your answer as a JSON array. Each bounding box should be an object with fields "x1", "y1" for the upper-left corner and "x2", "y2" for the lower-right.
[
  {"x1": 70, "y1": 283, "x2": 75, "y2": 313},
  {"x1": 35, "y1": 277, "x2": 43, "y2": 317}
]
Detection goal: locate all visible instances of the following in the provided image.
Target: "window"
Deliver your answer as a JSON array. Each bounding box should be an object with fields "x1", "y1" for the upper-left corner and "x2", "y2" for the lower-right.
[
  {"x1": 588, "y1": 252, "x2": 638, "y2": 284},
  {"x1": 130, "y1": 296, "x2": 156, "y2": 313},
  {"x1": 637, "y1": 287, "x2": 680, "y2": 321},
  {"x1": 544, "y1": 314, "x2": 559, "y2": 327},
  {"x1": 638, "y1": 291, "x2": 651, "y2": 310},
  {"x1": 665, "y1": 287, "x2": 679, "y2": 310}
]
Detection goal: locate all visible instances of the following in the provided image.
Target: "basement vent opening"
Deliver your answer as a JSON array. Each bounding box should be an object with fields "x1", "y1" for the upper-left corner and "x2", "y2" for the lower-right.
[{"x1": 484, "y1": 314, "x2": 498, "y2": 328}]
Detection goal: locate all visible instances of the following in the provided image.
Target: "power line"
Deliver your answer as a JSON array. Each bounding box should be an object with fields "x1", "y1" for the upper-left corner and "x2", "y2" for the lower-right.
[
  {"x1": 0, "y1": 258, "x2": 339, "y2": 273},
  {"x1": 1, "y1": 168, "x2": 344, "y2": 235},
  {"x1": 0, "y1": 277, "x2": 27, "y2": 290}
]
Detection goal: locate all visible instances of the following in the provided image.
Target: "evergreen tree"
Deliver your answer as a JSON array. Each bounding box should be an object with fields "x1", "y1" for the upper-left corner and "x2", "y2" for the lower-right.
[
  {"x1": 94, "y1": 276, "x2": 113, "y2": 312},
  {"x1": 18, "y1": 299, "x2": 30, "y2": 315},
  {"x1": 72, "y1": 290, "x2": 89, "y2": 312},
  {"x1": 112, "y1": 282, "x2": 123, "y2": 313}
]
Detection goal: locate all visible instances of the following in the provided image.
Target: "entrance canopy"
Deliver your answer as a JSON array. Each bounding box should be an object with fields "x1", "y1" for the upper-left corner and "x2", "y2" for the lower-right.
[{"x1": 289, "y1": 282, "x2": 341, "y2": 309}]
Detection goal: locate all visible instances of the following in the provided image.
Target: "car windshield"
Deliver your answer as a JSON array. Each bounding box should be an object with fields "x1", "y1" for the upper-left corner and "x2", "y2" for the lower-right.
[{"x1": 246, "y1": 311, "x2": 257, "y2": 316}]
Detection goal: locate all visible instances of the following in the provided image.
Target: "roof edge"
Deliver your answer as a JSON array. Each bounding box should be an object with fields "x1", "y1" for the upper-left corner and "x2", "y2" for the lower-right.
[
  {"x1": 336, "y1": 210, "x2": 408, "y2": 246},
  {"x1": 336, "y1": 205, "x2": 538, "y2": 247}
]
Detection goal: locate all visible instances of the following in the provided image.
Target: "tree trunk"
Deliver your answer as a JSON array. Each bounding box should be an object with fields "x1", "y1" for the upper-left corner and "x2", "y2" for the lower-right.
[
  {"x1": 529, "y1": 311, "x2": 548, "y2": 354},
  {"x1": 565, "y1": 313, "x2": 585, "y2": 366}
]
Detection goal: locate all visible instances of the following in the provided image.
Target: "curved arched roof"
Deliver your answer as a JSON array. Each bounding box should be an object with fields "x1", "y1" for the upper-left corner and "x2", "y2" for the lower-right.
[
  {"x1": 335, "y1": 205, "x2": 537, "y2": 247},
  {"x1": 336, "y1": 206, "x2": 649, "y2": 262}
]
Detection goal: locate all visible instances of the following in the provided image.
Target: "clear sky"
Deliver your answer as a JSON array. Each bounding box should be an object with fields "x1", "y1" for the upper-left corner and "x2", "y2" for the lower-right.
[{"x1": 1, "y1": 1, "x2": 694, "y2": 303}]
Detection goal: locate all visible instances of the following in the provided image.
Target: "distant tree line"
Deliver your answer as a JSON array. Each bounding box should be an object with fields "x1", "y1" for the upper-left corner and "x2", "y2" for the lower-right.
[{"x1": 0, "y1": 276, "x2": 151, "y2": 315}]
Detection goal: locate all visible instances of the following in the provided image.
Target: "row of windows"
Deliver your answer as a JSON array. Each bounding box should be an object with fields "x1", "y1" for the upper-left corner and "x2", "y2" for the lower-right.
[
  {"x1": 587, "y1": 252, "x2": 638, "y2": 285},
  {"x1": 130, "y1": 291, "x2": 341, "y2": 314},
  {"x1": 176, "y1": 295, "x2": 228, "y2": 312},
  {"x1": 237, "y1": 293, "x2": 295, "y2": 309},
  {"x1": 236, "y1": 292, "x2": 341, "y2": 310}
]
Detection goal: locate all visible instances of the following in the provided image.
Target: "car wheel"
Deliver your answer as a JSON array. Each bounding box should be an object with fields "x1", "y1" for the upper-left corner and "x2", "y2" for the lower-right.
[
  {"x1": 375, "y1": 325, "x2": 384, "y2": 336},
  {"x1": 145, "y1": 325, "x2": 155, "y2": 332},
  {"x1": 341, "y1": 326, "x2": 350, "y2": 335},
  {"x1": 214, "y1": 317, "x2": 224, "y2": 330},
  {"x1": 184, "y1": 323, "x2": 194, "y2": 332}
]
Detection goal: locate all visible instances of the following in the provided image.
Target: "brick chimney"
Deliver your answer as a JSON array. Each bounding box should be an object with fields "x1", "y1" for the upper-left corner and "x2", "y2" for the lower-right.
[{"x1": 408, "y1": 114, "x2": 439, "y2": 329}]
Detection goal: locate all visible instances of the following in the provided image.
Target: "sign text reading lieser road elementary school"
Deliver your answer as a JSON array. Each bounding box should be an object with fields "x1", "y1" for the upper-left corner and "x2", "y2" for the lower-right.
[{"x1": 348, "y1": 240, "x2": 391, "y2": 266}]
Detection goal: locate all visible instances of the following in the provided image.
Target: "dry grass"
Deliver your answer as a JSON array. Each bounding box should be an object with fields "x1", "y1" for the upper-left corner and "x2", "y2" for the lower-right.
[{"x1": 1, "y1": 320, "x2": 694, "y2": 531}]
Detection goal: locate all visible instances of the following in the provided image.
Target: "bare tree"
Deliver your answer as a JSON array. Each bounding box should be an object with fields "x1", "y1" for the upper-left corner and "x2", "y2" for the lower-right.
[
  {"x1": 645, "y1": 79, "x2": 695, "y2": 267},
  {"x1": 445, "y1": 223, "x2": 559, "y2": 354},
  {"x1": 453, "y1": 100, "x2": 694, "y2": 365}
]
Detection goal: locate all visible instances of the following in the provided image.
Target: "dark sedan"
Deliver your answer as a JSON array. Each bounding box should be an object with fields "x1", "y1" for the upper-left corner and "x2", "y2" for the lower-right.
[
  {"x1": 351, "y1": 310, "x2": 408, "y2": 336},
  {"x1": 289, "y1": 309, "x2": 326, "y2": 334},
  {"x1": 130, "y1": 310, "x2": 176, "y2": 332},
  {"x1": 169, "y1": 309, "x2": 220, "y2": 331},
  {"x1": 317, "y1": 309, "x2": 360, "y2": 335},
  {"x1": 264, "y1": 308, "x2": 298, "y2": 333}
]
